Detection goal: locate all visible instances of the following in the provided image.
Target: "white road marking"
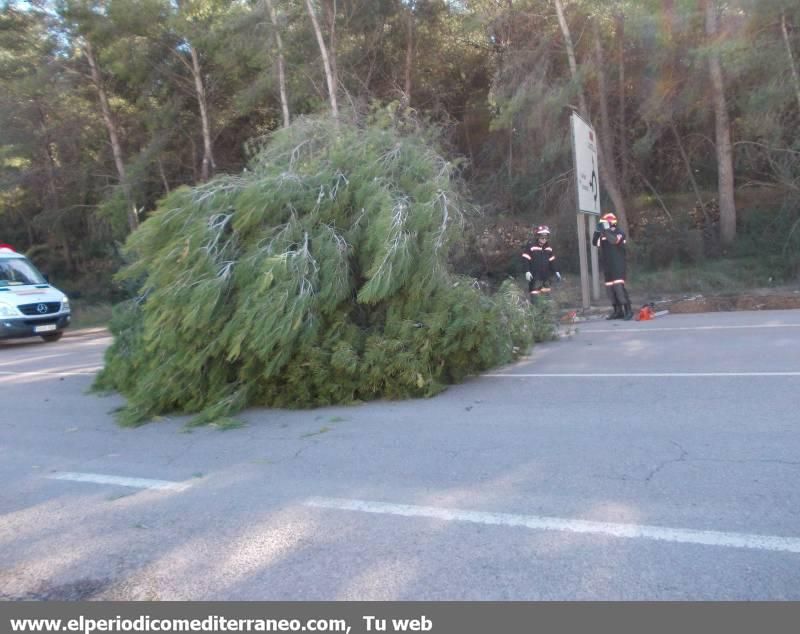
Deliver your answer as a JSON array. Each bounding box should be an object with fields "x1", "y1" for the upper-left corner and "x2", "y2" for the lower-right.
[
  {"x1": 483, "y1": 372, "x2": 800, "y2": 378},
  {"x1": 68, "y1": 337, "x2": 113, "y2": 346},
  {"x1": 304, "y1": 497, "x2": 800, "y2": 554},
  {"x1": 0, "y1": 352, "x2": 71, "y2": 367},
  {"x1": 47, "y1": 472, "x2": 191, "y2": 492},
  {"x1": 579, "y1": 323, "x2": 800, "y2": 334},
  {"x1": 0, "y1": 366, "x2": 103, "y2": 376}
]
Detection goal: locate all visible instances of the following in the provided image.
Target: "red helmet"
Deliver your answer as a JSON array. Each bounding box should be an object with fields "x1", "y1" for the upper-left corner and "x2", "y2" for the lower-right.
[
  {"x1": 601, "y1": 213, "x2": 618, "y2": 224},
  {"x1": 535, "y1": 225, "x2": 551, "y2": 236}
]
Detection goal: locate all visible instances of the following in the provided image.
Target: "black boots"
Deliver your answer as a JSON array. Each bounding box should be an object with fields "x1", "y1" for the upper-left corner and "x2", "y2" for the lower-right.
[
  {"x1": 606, "y1": 303, "x2": 633, "y2": 320},
  {"x1": 622, "y1": 302, "x2": 633, "y2": 320},
  {"x1": 605, "y1": 285, "x2": 620, "y2": 319},
  {"x1": 606, "y1": 283, "x2": 633, "y2": 320}
]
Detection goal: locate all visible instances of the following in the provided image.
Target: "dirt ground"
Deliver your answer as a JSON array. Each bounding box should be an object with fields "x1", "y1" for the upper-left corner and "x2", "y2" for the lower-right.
[
  {"x1": 556, "y1": 285, "x2": 800, "y2": 323},
  {"x1": 653, "y1": 287, "x2": 800, "y2": 314}
]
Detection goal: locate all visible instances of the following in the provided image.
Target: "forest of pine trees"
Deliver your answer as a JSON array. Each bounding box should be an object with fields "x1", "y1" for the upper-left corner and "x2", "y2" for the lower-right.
[{"x1": 2, "y1": 0, "x2": 800, "y2": 286}]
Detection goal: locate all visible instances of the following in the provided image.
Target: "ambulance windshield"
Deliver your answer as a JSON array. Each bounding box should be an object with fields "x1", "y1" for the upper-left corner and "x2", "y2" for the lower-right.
[{"x1": 0, "y1": 257, "x2": 47, "y2": 286}]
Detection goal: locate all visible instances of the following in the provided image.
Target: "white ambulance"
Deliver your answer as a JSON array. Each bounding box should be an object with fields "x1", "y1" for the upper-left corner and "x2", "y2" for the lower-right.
[{"x1": 0, "y1": 245, "x2": 71, "y2": 342}]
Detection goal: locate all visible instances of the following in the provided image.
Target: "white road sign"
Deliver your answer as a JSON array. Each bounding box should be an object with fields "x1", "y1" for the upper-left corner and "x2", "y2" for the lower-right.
[{"x1": 570, "y1": 113, "x2": 600, "y2": 215}]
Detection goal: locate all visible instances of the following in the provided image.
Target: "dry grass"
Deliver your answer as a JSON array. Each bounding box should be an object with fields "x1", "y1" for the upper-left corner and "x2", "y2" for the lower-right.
[{"x1": 70, "y1": 300, "x2": 113, "y2": 330}]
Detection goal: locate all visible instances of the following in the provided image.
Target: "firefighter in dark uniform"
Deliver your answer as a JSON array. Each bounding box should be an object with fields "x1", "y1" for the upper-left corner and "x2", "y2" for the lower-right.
[
  {"x1": 592, "y1": 212, "x2": 632, "y2": 320},
  {"x1": 521, "y1": 225, "x2": 561, "y2": 301}
]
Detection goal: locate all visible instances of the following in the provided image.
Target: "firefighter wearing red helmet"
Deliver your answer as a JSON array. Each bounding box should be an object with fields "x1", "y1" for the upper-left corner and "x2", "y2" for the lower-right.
[
  {"x1": 521, "y1": 224, "x2": 561, "y2": 301},
  {"x1": 592, "y1": 212, "x2": 633, "y2": 320}
]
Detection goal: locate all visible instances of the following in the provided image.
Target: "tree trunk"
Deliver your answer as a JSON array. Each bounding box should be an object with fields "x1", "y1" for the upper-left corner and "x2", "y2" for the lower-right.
[
  {"x1": 363, "y1": 18, "x2": 384, "y2": 93},
  {"x1": 505, "y1": 0, "x2": 514, "y2": 46},
  {"x1": 508, "y1": 124, "x2": 513, "y2": 185},
  {"x1": 616, "y1": 11, "x2": 628, "y2": 193},
  {"x1": 592, "y1": 20, "x2": 629, "y2": 227},
  {"x1": 554, "y1": 1, "x2": 629, "y2": 229},
  {"x1": 36, "y1": 102, "x2": 59, "y2": 211},
  {"x1": 463, "y1": 109, "x2": 475, "y2": 167},
  {"x1": 323, "y1": 0, "x2": 337, "y2": 97},
  {"x1": 189, "y1": 135, "x2": 198, "y2": 182},
  {"x1": 61, "y1": 235, "x2": 75, "y2": 272},
  {"x1": 305, "y1": 0, "x2": 338, "y2": 117},
  {"x1": 669, "y1": 119, "x2": 711, "y2": 227},
  {"x1": 17, "y1": 209, "x2": 36, "y2": 247},
  {"x1": 158, "y1": 157, "x2": 170, "y2": 195},
  {"x1": 703, "y1": 0, "x2": 736, "y2": 246},
  {"x1": 404, "y1": 2, "x2": 414, "y2": 105},
  {"x1": 189, "y1": 44, "x2": 215, "y2": 182},
  {"x1": 553, "y1": 0, "x2": 588, "y2": 118},
  {"x1": 505, "y1": 0, "x2": 514, "y2": 188},
  {"x1": 83, "y1": 39, "x2": 138, "y2": 232},
  {"x1": 493, "y1": 0, "x2": 513, "y2": 76},
  {"x1": 781, "y1": 10, "x2": 800, "y2": 114},
  {"x1": 265, "y1": 0, "x2": 290, "y2": 127},
  {"x1": 37, "y1": 104, "x2": 74, "y2": 271}
]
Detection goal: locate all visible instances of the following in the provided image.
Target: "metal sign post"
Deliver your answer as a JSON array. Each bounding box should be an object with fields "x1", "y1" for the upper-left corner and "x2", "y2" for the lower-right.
[
  {"x1": 588, "y1": 214, "x2": 600, "y2": 301},
  {"x1": 576, "y1": 213, "x2": 590, "y2": 310},
  {"x1": 569, "y1": 112, "x2": 601, "y2": 309}
]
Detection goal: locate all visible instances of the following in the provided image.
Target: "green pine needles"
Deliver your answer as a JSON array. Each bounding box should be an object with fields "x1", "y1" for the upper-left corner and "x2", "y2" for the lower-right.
[{"x1": 95, "y1": 115, "x2": 547, "y2": 426}]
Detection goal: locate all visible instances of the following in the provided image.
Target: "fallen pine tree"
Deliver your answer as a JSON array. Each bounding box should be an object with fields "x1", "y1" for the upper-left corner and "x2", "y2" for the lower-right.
[{"x1": 94, "y1": 114, "x2": 550, "y2": 426}]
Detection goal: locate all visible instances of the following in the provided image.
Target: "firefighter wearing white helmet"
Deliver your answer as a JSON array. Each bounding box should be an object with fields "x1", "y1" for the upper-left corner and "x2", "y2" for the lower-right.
[
  {"x1": 592, "y1": 212, "x2": 632, "y2": 320},
  {"x1": 521, "y1": 224, "x2": 561, "y2": 301}
]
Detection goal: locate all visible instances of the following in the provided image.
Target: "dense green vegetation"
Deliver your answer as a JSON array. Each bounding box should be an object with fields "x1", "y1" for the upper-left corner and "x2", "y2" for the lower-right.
[{"x1": 93, "y1": 115, "x2": 548, "y2": 424}]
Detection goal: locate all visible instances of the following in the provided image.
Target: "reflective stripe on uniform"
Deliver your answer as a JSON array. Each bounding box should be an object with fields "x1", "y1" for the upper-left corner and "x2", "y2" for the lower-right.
[
  {"x1": 548, "y1": 256, "x2": 556, "y2": 262},
  {"x1": 522, "y1": 253, "x2": 531, "y2": 260}
]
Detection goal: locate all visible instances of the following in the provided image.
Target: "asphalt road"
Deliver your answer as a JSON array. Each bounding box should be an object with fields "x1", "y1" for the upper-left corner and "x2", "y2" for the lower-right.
[{"x1": 1, "y1": 310, "x2": 800, "y2": 600}]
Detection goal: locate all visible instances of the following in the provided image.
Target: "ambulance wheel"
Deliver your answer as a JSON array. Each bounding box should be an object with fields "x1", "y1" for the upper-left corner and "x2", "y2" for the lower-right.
[{"x1": 41, "y1": 332, "x2": 63, "y2": 343}]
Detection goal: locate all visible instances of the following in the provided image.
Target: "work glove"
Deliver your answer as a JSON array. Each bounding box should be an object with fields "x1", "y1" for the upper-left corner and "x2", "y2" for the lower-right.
[
  {"x1": 555, "y1": 272, "x2": 562, "y2": 282},
  {"x1": 525, "y1": 272, "x2": 533, "y2": 282}
]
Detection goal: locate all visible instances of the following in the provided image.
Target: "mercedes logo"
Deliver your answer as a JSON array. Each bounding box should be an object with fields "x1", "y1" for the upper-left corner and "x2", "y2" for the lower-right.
[{"x1": 36, "y1": 303, "x2": 47, "y2": 314}]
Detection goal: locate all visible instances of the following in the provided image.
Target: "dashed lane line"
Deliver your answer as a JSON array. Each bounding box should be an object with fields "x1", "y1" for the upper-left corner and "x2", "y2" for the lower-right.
[
  {"x1": 47, "y1": 471, "x2": 192, "y2": 492},
  {"x1": 305, "y1": 497, "x2": 800, "y2": 555}
]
